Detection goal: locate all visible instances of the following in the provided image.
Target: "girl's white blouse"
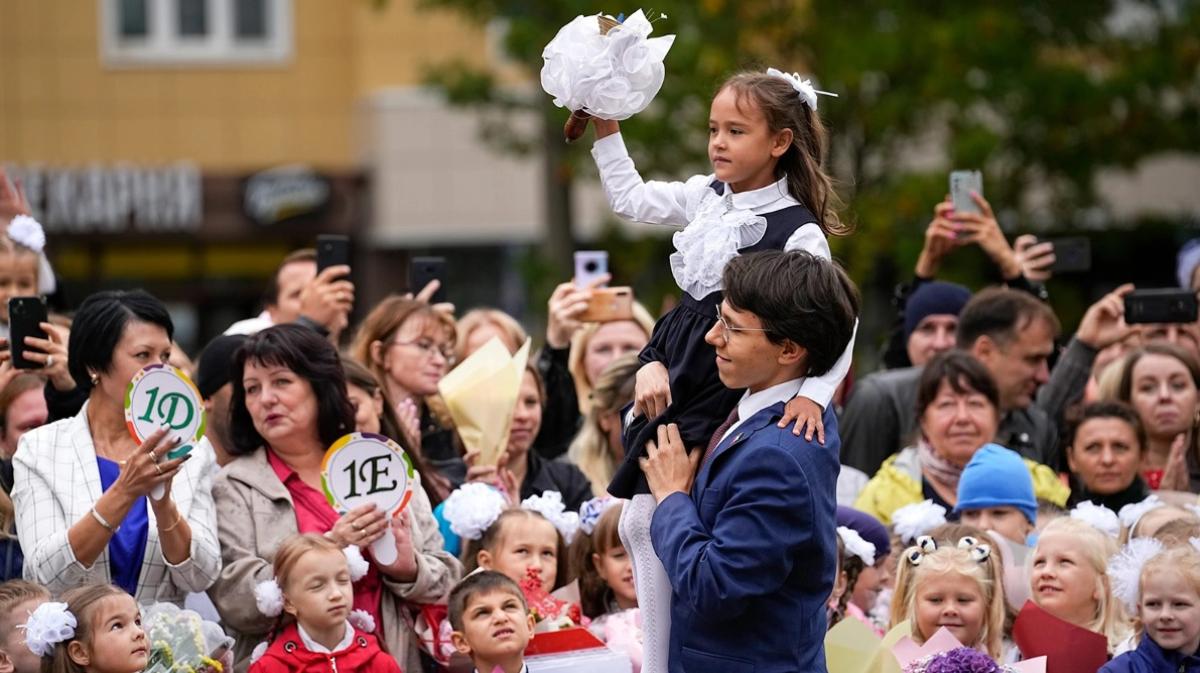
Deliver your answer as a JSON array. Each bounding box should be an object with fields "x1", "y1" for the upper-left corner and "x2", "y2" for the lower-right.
[{"x1": 592, "y1": 132, "x2": 856, "y2": 409}]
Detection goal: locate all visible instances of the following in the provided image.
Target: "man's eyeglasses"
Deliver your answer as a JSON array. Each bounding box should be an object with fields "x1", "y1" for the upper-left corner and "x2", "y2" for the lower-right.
[{"x1": 714, "y1": 306, "x2": 768, "y2": 341}]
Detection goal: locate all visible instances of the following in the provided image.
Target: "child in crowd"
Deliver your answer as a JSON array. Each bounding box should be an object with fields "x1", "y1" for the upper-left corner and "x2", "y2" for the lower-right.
[
  {"x1": 0, "y1": 173, "x2": 55, "y2": 341},
  {"x1": 20, "y1": 584, "x2": 147, "y2": 673},
  {"x1": 448, "y1": 571, "x2": 534, "y2": 673},
  {"x1": 0, "y1": 580, "x2": 49, "y2": 673},
  {"x1": 835, "y1": 507, "x2": 893, "y2": 633},
  {"x1": 891, "y1": 536, "x2": 1007, "y2": 660},
  {"x1": 572, "y1": 499, "x2": 637, "y2": 623},
  {"x1": 831, "y1": 526, "x2": 876, "y2": 630},
  {"x1": 249, "y1": 534, "x2": 400, "y2": 673},
  {"x1": 591, "y1": 67, "x2": 856, "y2": 673},
  {"x1": 462, "y1": 507, "x2": 571, "y2": 592},
  {"x1": 1102, "y1": 546, "x2": 1200, "y2": 672},
  {"x1": 955, "y1": 444, "x2": 1038, "y2": 545},
  {"x1": 1029, "y1": 517, "x2": 1131, "y2": 652}
]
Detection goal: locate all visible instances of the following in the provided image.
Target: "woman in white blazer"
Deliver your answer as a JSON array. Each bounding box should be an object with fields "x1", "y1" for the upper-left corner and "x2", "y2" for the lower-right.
[{"x1": 12, "y1": 290, "x2": 219, "y2": 603}]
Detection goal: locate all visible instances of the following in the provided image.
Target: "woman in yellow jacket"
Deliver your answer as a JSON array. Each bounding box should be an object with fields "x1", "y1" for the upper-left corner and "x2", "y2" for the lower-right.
[{"x1": 854, "y1": 351, "x2": 1067, "y2": 525}]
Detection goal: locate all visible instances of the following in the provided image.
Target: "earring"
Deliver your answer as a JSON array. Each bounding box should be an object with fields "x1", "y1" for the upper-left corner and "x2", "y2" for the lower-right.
[{"x1": 89, "y1": 373, "x2": 99, "y2": 385}]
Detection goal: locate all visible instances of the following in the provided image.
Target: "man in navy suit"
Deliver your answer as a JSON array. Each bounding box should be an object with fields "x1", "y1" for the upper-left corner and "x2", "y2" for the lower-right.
[{"x1": 641, "y1": 250, "x2": 859, "y2": 673}]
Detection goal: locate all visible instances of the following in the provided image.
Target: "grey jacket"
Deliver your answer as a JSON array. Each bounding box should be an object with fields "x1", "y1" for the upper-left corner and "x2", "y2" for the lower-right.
[
  {"x1": 208, "y1": 448, "x2": 462, "y2": 672},
  {"x1": 840, "y1": 338, "x2": 1097, "y2": 475}
]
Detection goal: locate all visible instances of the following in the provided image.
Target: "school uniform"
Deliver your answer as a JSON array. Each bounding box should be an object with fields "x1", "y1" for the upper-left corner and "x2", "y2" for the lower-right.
[
  {"x1": 591, "y1": 132, "x2": 855, "y2": 498},
  {"x1": 248, "y1": 623, "x2": 401, "y2": 673},
  {"x1": 1099, "y1": 634, "x2": 1200, "y2": 673}
]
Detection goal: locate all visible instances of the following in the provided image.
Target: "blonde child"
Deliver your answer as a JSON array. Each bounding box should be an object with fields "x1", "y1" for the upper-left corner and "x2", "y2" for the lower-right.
[
  {"x1": 249, "y1": 534, "x2": 400, "y2": 673},
  {"x1": 0, "y1": 580, "x2": 49, "y2": 673},
  {"x1": 1029, "y1": 517, "x2": 1132, "y2": 652},
  {"x1": 20, "y1": 583, "x2": 147, "y2": 673},
  {"x1": 592, "y1": 67, "x2": 856, "y2": 673},
  {"x1": 1103, "y1": 546, "x2": 1200, "y2": 671},
  {"x1": 890, "y1": 536, "x2": 1007, "y2": 660},
  {"x1": 448, "y1": 571, "x2": 534, "y2": 673},
  {"x1": 0, "y1": 171, "x2": 56, "y2": 338}
]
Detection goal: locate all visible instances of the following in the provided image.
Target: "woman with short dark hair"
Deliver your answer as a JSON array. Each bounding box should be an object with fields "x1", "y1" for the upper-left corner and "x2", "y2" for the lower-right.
[
  {"x1": 210, "y1": 324, "x2": 460, "y2": 672},
  {"x1": 853, "y1": 350, "x2": 1067, "y2": 524},
  {"x1": 11, "y1": 289, "x2": 220, "y2": 602},
  {"x1": 1064, "y1": 401, "x2": 1150, "y2": 511}
]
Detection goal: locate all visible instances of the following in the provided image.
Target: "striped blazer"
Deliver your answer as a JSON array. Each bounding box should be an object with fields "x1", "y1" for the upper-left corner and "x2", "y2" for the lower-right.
[{"x1": 12, "y1": 402, "x2": 221, "y2": 603}]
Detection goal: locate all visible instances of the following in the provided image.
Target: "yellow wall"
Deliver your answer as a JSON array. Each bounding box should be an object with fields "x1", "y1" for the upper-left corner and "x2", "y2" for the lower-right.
[{"x1": 0, "y1": 0, "x2": 491, "y2": 170}]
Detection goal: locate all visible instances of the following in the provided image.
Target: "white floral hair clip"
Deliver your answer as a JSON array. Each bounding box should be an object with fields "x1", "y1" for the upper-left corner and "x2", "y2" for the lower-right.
[
  {"x1": 837, "y1": 526, "x2": 876, "y2": 566},
  {"x1": 1118, "y1": 495, "x2": 1164, "y2": 533},
  {"x1": 765, "y1": 67, "x2": 838, "y2": 110},
  {"x1": 579, "y1": 496, "x2": 623, "y2": 536},
  {"x1": 1070, "y1": 501, "x2": 1121, "y2": 538},
  {"x1": 254, "y1": 546, "x2": 371, "y2": 618},
  {"x1": 442, "y1": 482, "x2": 510, "y2": 541},
  {"x1": 905, "y1": 535, "x2": 939, "y2": 566},
  {"x1": 891, "y1": 499, "x2": 948, "y2": 545},
  {"x1": 6, "y1": 215, "x2": 57, "y2": 295},
  {"x1": 522, "y1": 491, "x2": 582, "y2": 544},
  {"x1": 20, "y1": 601, "x2": 77, "y2": 657},
  {"x1": 1108, "y1": 537, "x2": 1166, "y2": 614}
]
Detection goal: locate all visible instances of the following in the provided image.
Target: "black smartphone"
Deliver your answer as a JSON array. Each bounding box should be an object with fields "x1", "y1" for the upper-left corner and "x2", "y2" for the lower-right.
[
  {"x1": 410, "y1": 256, "x2": 447, "y2": 304},
  {"x1": 8, "y1": 297, "x2": 48, "y2": 369},
  {"x1": 316, "y1": 235, "x2": 351, "y2": 277},
  {"x1": 1048, "y1": 237, "x2": 1091, "y2": 274},
  {"x1": 1124, "y1": 289, "x2": 1199, "y2": 325}
]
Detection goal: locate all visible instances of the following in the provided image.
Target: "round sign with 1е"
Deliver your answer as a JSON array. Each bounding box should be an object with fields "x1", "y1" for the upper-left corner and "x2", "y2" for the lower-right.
[
  {"x1": 321, "y1": 433, "x2": 416, "y2": 519},
  {"x1": 124, "y1": 363, "x2": 206, "y2": 460}
]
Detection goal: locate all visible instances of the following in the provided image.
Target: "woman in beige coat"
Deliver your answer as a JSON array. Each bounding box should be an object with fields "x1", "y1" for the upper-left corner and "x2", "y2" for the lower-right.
[{"x1": 208, "y1": 325, "x2": 461, "y2": 672}]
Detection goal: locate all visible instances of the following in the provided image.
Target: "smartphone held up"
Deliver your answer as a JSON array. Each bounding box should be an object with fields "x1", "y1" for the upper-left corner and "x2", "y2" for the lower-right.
[{"x1": 8, "y1": 296, "x2": 48, "y2": 369}]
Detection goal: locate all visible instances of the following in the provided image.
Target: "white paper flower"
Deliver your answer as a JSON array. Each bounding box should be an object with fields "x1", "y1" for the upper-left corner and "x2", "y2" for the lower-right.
[
  {"x1": 344, "y1": 545, "x2": 370, "y2": 582},
  {"x1": 254, "y1": 579, "x2": 284, "y2": 618},
  {"x1": 443, "y1": 482, "x2": 509, "y2": 541},
  {"x1": 891, "y1": 500, "x2": 948, "y2": 545},
  {"x1": 349, "y1": 609, "x2": 376, "y2": 634},
  {"x1": 765, "y1": 67, "x2": 838, "y2": 111},
  {"x1": 20, "y1": 601, "x2": 77, "y2": 657},
  {"x1": 836, "y1": 526, "x2": 877, "y2": 566},
  {"x1": 579, "y1": 496, "x2": 623, "y2": 536},
  {"x1": 1118, "y1": 495, "x2": 1164, "y2": 533},
  {"x1": 541, "y1": 10, "x2": 675, "y2": 121},
  {"x1": 250, "y1": 641, "x2": 269, "y2": 664},
  {"x1": 1109, "y1": 537, "x2": 1166, "y2": 613},
  {"x1": 1070, "y1": 501, "x2": 1121, "y2": 538},
  {"x1": 7, "y1": 215, "x2": 45, "y2": 253},
  {"x1": 522, "y1": 490, "x2": 582, "y2": 544}
]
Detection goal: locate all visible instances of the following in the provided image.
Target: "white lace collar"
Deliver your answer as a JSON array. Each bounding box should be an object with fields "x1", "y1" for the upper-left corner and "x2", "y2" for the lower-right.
[{"x1": 713, "y1": 176, "x2": 798, "y2": 213}]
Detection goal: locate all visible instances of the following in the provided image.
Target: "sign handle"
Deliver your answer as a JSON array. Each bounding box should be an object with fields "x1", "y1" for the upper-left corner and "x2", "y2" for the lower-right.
[
  {"x1": 371, "y1": 522, "x2": 398, "y2": 565},
  {"x1": 150, "y1": 484, "x2": 166, "y2": 501}
]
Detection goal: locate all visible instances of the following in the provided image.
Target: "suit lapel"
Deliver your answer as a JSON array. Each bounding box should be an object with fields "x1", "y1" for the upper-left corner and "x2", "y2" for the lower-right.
[{"x1": 694, "y1": 404, "x2": 784, "y2": 491}]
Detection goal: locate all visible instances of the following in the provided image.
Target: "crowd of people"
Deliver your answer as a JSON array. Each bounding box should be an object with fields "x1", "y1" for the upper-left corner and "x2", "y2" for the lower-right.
[{"x1": 1, "y1": 65, "x2": 1199, "y2": 673}]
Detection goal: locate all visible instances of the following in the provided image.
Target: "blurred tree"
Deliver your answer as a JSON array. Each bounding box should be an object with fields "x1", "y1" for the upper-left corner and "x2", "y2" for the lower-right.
[{"x1": 411, "y1": 0, "x2": 1200, "y2": 356}]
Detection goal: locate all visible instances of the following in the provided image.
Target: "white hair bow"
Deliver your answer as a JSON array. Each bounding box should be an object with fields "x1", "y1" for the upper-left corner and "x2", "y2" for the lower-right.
[{"x1": 765, "y1": 67, "x2": 838, "y2": 110}]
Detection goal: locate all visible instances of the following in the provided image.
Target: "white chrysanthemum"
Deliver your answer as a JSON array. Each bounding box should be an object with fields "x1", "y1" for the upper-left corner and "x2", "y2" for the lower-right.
[
  {"x1": 522, "y1": 490, "x2": 581, "y2": 544},
  {"x1": 541, "y1": 10, "x2": 675, "y2": 120},
  {"x1": 7, "y1": 215, "x2": 46, "y2": 253},
  {"x1": 254, "y1": 579, "x2": 284, "y2": 617},
  {"x1": 1118, "y1": 495, "x2": 1164, "y2": 533},
  {"x1": 1070, "y1": 501, "x2": 1121, "y2": 538},
  {"x1": 1109, "y1": 537, "x2": 1166, "y2": 613},
  {"x1": 349, "y1": 609, "x2": 376, "y2": 634},
  {"x1": 442, "y1": 483, "x2": 509, "y2": 541},
  {"x1": 836, "y1": 526, "x2": 876, "y2": 566},
  {"x1": 344, "y1": 545, "x2": 370, "y2": 582},
  {"x1": 20, "y1": 601, "x2": 76, "y2": 657},
  {"x1": 891, "y1": 500, "x2": 947, "y2": 545}
]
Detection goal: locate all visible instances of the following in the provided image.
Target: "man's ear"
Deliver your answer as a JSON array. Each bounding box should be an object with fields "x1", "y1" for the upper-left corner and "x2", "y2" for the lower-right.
[
  {"x1": 969, "y1": 335, "x2": 996, "y2": 363},
  {"x1": 67, "y1": 641, "x2": 91, "y2": 667},
  {"x1": 450, "y1": 630, "x2": 473, "y2": 656},
  {"x1": 777, "y1": 339, "x2": 808, "y2": 368},
  {"x1": 771, "y1": 128, "x2": 794, "y2": 158}
]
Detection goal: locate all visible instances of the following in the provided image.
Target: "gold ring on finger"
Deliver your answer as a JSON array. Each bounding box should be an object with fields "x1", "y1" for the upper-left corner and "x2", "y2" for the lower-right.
[{"x1": 154, "y1": 462, "x2": 164, "y2": 475}]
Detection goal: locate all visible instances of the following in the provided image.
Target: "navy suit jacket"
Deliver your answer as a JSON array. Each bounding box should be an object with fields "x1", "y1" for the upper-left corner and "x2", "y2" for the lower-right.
[{"x1": 650, "y1": 401, "x2": 839, "y2": 673}]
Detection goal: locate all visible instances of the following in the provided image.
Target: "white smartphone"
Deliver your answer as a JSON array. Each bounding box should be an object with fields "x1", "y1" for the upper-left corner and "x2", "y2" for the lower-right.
[
  {"x1": 950, "y1": 170, "x2": 983, "y2": 214},
  {"x1": 574, "y1": 250, "x2": 609, "y2": 288}
]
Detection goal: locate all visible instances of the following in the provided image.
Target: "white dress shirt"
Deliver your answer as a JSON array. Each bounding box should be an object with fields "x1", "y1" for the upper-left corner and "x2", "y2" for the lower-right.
[
  {"x1": 593, "y1": 132, "x2": 855, "y2": 408},
  {"x1": 717, "y1": 379, "x2": 805, "y2": 446}
]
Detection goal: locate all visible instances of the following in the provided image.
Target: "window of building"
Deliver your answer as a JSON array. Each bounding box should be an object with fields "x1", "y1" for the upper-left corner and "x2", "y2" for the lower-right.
[{"x1": 101, "y1": 0, "x2": 292, "y2": 67}]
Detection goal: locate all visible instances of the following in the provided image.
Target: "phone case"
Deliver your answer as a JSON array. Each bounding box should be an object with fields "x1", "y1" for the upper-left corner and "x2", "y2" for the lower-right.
[
  {"x1": 574, "y1": 251, "x2": 609, "y2": 288},
  {"x1": 950, "y1": 170, "x2": 983, "y2": 214},
  {"x1": 8, "y1": 297, "x2": 48, "y2": 370},
  {"x1": 316, "y1": 235, "x2": 350, "y2": 274},
  {"x1": 578, "y1": 287, "x2": 633, "y2": 323}
]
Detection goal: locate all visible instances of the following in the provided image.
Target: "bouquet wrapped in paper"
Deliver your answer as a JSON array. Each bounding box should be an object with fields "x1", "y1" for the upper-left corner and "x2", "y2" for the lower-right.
[
  {"x1": 142, "y1": 603, "x2": 234, "y2": 673},
  {"x1": 437, "y1": 337, "x2": 530, "y2": 466},
  {"x1": 541, "y1": 10, "x2": 675, "y2": 141},
  {"x1": 519, "y1": 567, "x2": 587, "y2": 632},
  {"x1": 892, "y1": 627, "x2": 1045, "y2": 673}
]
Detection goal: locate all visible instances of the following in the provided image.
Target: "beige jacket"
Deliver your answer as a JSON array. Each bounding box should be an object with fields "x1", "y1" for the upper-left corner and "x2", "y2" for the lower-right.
[{"x1": 207, "y1": 448, "x2": 462, "y2": 672}]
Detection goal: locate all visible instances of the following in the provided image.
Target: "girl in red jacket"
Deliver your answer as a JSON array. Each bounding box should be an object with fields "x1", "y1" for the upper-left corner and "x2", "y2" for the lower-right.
[{"x1": 249, "y1": 533, "x2": 401, "y2": 673}]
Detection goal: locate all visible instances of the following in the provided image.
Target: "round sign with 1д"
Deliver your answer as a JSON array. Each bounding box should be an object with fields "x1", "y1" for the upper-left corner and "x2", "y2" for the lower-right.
[
  {"x1": 124, "y1": 363, "x2": 206, "y2": 459},
  {"x1": 321, "y1": 433, "x2": 415, "y2": 519}
]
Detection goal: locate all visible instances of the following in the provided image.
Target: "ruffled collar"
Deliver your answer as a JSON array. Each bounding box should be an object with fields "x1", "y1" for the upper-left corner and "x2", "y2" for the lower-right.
[{"x1": 712, "y1": 176, "x2": 797, "y2": 213}]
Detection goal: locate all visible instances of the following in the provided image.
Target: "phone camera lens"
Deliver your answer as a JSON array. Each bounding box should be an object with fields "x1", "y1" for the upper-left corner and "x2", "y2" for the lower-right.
[{"x1": 584, "y1": 261, "x2": 598, "y2": 273}]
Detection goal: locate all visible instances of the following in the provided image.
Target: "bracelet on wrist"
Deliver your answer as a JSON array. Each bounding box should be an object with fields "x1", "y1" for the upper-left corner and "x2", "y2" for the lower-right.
[
  {"x1": 90, "y1": 508, "x2": 117, "y2": 532},
  {"x1": 160, "y1": 509, "x2": 185, "y2": 533}
]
